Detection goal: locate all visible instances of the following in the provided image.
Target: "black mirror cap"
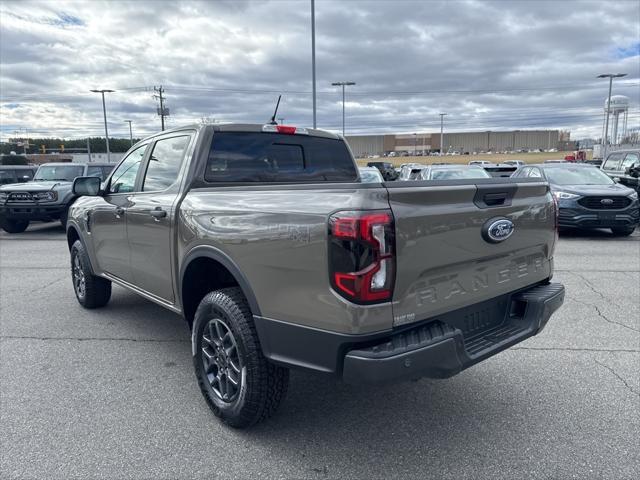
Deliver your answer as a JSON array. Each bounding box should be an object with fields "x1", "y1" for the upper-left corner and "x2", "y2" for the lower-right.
[{"x1": 73, "y1": 176, "x2": 102, "y2": 196}]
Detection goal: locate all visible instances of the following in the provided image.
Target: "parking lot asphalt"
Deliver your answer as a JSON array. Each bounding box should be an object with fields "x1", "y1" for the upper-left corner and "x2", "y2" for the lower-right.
[{"x1": 1, "y1": 223, "x2": 638, "y2": 480}]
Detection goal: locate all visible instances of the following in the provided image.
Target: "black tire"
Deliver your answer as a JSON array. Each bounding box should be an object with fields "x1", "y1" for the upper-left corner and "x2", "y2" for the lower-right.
[
  {"x1": 0, "y1": 217, "x2": 29, "y2": 233},
  {"x1": 611, "y1": 226, "x2": 636, "y2": 236},
  {"x1": 192, "y1": 287, "x2": 289, "y2": 428},
  {"x1": 70, "y1": 240, "x2": 111, "y2": 308}
]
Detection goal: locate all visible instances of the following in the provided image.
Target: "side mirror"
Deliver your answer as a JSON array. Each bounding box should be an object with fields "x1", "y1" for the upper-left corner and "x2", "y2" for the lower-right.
[{"x1": 73, "y1": 176, "x2": 101, "y2": 196}]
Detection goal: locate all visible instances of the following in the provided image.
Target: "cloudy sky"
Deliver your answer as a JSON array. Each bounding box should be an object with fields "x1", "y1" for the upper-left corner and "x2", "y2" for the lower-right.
[{"x1": 1, "y1": 0, "x2": 638, "y2": 142}]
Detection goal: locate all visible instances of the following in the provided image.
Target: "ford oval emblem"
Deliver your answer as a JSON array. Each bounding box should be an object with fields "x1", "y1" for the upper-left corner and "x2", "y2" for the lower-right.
[
  {"x1": 482, "y1": 218, "x2": 515, "y2": 243},
  {"x1": 600, "y1": 198, "x2": 614, "y2": 205}
]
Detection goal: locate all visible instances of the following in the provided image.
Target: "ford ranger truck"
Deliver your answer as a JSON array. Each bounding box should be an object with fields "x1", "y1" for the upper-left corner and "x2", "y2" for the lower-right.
[{"x1": 66, "y1": 124, "x2": 565, "y2": 428}]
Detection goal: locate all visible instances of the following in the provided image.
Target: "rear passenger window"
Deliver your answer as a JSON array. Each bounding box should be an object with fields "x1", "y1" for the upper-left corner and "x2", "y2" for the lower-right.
[
  {"x1": 528, "y1": 168, "x2": 542, "y2": 178},
  {"x1": 143, "y1": 135, "x2": 191, "y2": 191},
  {"x1": 205, "y1": 132, "x2": 358, "y2": 183},
  {"x1": 602, "y1": 153, "x2": 623, "y2": 171}
]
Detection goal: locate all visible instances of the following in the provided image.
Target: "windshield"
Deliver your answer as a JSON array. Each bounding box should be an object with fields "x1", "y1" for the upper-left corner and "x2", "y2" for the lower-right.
[
  {"x1": 34, "y1": 165, "x2": 84, "y2": 182},
  {"x1": 359, "y1": 169, "x2": 383, "y2": 183},
  {"x1": 544, "y1": 167, "x2": 614, "y2": 185},
  {"x1": 428, "y1": 167, "x2": 491, "y2": 180}
]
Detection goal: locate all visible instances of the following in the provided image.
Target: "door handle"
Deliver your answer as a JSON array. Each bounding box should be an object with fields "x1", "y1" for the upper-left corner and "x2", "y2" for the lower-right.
[
  {"x1": 114, "y1": 207, "x2": 125, "y2": 217},
  {"x1": 150, "y1": 207, "x2": 167, "y2": 219}
]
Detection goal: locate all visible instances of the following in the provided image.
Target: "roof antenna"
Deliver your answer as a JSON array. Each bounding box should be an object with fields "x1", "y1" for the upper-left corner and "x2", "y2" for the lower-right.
[{"x1": 269, "y1": 95, "x2": 282, "y2": 125}]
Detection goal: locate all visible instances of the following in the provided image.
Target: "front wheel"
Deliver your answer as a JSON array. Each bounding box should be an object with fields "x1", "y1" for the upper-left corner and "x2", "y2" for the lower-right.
[
  {"x1": 611, "y1": 226, "x2": 636, "y2": 236},
  {"x1": 193, "y1": 287, "x2": 289, "y2": 428},
  {"x1": 70, "y1": 240, "x2": 111, "y2": 308},
  {"x1": 0, "y1": 217, "x2": 29, "y2": 233}
]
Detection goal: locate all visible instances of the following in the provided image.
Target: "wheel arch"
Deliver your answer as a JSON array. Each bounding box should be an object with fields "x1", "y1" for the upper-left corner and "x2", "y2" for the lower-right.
[
  {"x1": 180, "y1": 245, "x2": 262, "y2": 326},
  {"x1": 66, "y1": 223, "x2": 81, "y2": 251}
]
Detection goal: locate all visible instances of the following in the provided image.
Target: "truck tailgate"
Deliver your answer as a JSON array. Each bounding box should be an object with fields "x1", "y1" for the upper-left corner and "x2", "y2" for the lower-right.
[{"x1": 386, "y1": 179, "x2": 555, "y2": 327}]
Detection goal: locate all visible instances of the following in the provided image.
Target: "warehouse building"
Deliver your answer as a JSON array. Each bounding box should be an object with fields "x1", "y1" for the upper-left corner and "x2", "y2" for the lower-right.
[{"x1": 346, "y1": 130, "x2": 563, "y2": 157}]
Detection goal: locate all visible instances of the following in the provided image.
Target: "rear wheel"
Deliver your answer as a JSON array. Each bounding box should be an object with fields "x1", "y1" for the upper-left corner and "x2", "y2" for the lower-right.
[
  {"x1": 611, "y1": 226, "x2": 636, "y2": 236},
  {"x1": 193, "y1": 287, "x2": 289, "y2": 428},
  {"x1": 70, "y1": 240, "x2": 111, "y2": 308},
  {"x1": 0, "y1": 217, "x2": 29, "y2": 233}
]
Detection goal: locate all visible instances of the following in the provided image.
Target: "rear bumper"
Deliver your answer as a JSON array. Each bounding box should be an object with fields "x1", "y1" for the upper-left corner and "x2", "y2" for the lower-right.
[
  {"x1": 254, "y1": 282, "x2": 565, "y2": 384},
  {"x1": 0, "y1": 204, "x2": 65, "y2": 221},
  {"x1": 342, "y1": 283, "x2": 564, "y2": 384}
]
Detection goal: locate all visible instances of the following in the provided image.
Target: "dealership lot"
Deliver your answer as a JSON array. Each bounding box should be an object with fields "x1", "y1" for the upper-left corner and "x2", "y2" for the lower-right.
[{"x1": 1, "y1": 224, "x2": 638, "y2": 479}]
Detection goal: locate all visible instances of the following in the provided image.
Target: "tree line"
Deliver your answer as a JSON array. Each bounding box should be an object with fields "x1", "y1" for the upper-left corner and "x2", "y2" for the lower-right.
[{"x1": 1, "y1": 137, "x2": 142, "y2": 155}]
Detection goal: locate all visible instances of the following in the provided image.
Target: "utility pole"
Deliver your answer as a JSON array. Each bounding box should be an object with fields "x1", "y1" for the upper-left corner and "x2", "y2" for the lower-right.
[
  {"x1": 331, "y1": 81, "x2": 356, "y2": 136},
  {"x1": 154, "y1": 86, "x2": 167, "y2": 131},
  {"x1": 439, "y1": 113, "x2": 447, "y2": 156},
  {"x1": 124, "y1": 120, "x2": 133, "y2": 146},
  {"x1": 86, "y1": 138, "x2": 92, "y2": 162},
  {"x1": 311, "y1": 0, "x2": 317, "y2": 128},
  {"x1": 413, "y1": 133, "x2": 417, "y2": 156},
  {"x1": 90, "y1": 89, "x2": 114, "y2": 162},
  {"x1": 597, "y1": 73, "x2": 627, "y2": 159}
]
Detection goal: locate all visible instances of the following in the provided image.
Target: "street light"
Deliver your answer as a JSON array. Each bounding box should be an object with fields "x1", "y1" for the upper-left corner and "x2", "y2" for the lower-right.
[
  {"x1": 90, "y1": 89, "x2": 115, "y2": 162},
  {"x1": 597, "y1": 73, "x2": 627, "y2": 158},
  {"x1": 124, "y1": 120, "x2": 133, "y2": 147},
  {"x1": 311, "y1": 0, "x2": 317, "y2": 129},
  {"x1": 331, "y1": 81, "x2": 356, "y2": 136},
  {"x1": 439, "y1": 113, "x2": 447, "y2": 156},
  {"x1": 413, "y1": 133, "x2": 417, "y2": 156}
]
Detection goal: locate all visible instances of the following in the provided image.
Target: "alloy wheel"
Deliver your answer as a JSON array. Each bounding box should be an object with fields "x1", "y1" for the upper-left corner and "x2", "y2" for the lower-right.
[
  {"x1": 72, "y1": 254, "x2": 86, "y2": 298},
  {"x1": 201, "y1": 318, "x2": 242, "y2": 402}
]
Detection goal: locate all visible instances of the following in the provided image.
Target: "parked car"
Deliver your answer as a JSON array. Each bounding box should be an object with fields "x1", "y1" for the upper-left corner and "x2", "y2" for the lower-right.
[
  {"x1": 511, "y1": 163, "x2": 638, "y2": 236},
  {"x1": 483, "y1": 164, "x2": 518, "y2": 178},
  {"x1": 0, "y1": 165, "x2": 37, "y2": 185},
  {"x1": 366, "y1": 161, "x2": 398, "y2": 181},
  {"x1": 600, "y1": 149, "x2": 640, "y2": 194},
  {"x1": 502, "y1": 160, "x2": 526, "y2": 167},
  {"x1": 544, "y1": 159, "x2": 567, "y2": 163},
  {"x1": 66, "y1": 122, "x2": 564, "y2": 428},
  {"x1": 468, "y1": 160, "x2": 492, "y2": 166},
  {"x1": 418, "y1": 164, "x2": 492, "y2": 180},
  {"x1": 0, "y1": 162, "x2": 115, "y2": 233},
  {"x1": 358, "y1": 166, "x2": 384, "y2": 183},
  {"x1": 398, "y1": 163, "x2": 427, "y2": 180}
]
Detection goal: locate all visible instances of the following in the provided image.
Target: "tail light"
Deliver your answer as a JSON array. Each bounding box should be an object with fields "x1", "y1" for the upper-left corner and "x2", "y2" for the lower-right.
[
  {"x1": 328, "y1": 210, "x2": 395, "y2": 304},
  {"x1": 262, "y1": 124, "x2": 309, "y2": 135}
]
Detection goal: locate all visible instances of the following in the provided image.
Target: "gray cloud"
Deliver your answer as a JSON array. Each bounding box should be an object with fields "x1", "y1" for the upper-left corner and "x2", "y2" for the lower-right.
[{"x1": 1, "y1": 0, "x2": 638, "y2": 141}]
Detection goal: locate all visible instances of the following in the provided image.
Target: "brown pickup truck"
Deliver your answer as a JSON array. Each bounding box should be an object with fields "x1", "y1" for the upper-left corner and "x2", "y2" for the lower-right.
[{"x1": 66, "y1": 123, "x2": 565, "y2": 428}]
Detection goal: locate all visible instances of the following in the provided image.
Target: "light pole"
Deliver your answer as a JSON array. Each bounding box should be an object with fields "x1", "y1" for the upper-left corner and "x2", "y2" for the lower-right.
[
  {"x1": 331, "y1": 81, "x2": 356, "y2": 136},
  {"x1": 439, "y1": 113, "x2": 447, "y2": 156},
  {"x1": 413, "y1": 133, "x2": 417, "y2": 156},
  {"x1": 597, "y1": 73, "x2": 626, "y2": 159},
  {"x1": 311, "y1": 0, "x2": 317, "y2": 128},
  {"x1": 124, "y1": 120, "x2": 133, "y2": 147},
  {"x1": 90, "y1": 89, "x2": 114, "y2": 162}
]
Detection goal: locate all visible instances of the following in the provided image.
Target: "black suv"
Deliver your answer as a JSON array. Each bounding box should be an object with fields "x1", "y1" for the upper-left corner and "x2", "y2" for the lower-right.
[
  {"x1": 512, "y1": 163, "x2": 638, "y2": 236},
  {"x1": 0, "y1": 165, "x2": 37, "y2": 185},
  {"x1": 367, "y1": 161, "x2": 398, "y2": 181},
  {"x1": 600, "y1": 149, "x2": 640, "y2": 194}
]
